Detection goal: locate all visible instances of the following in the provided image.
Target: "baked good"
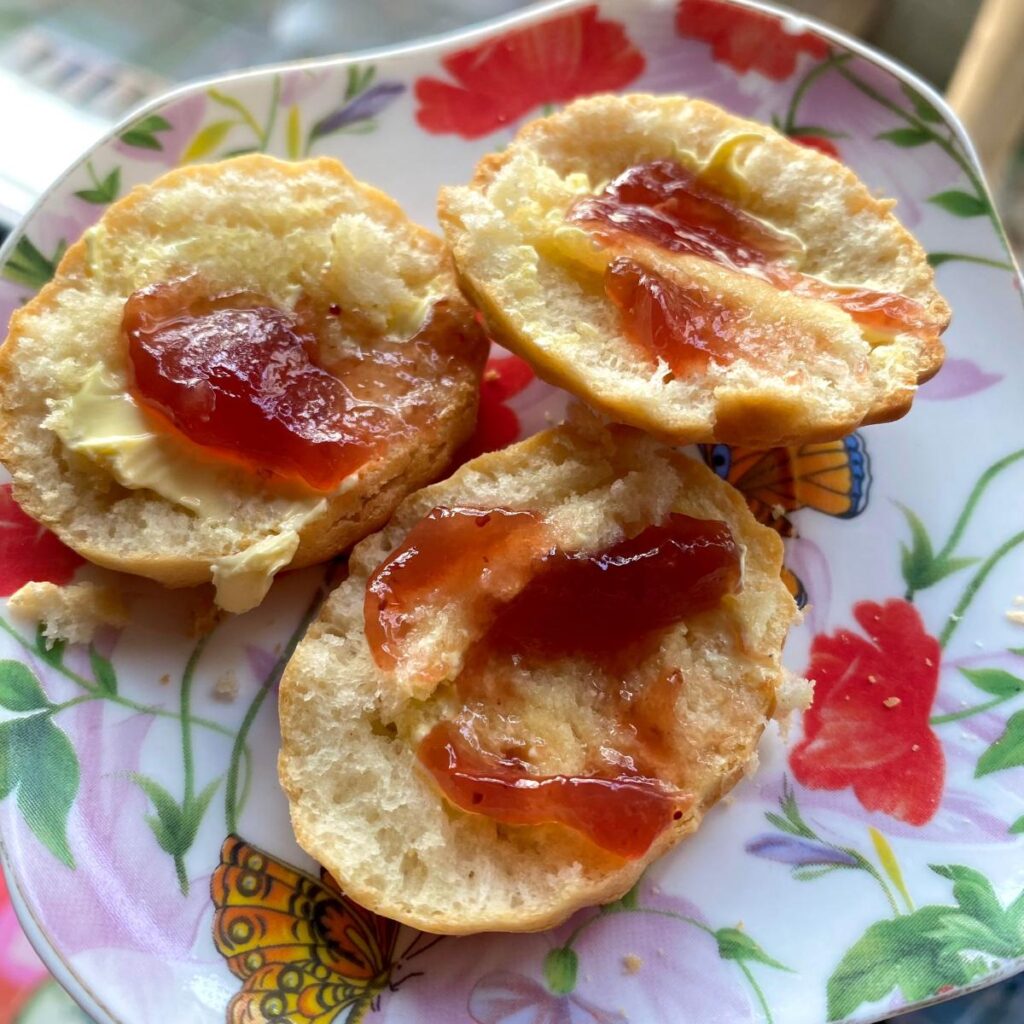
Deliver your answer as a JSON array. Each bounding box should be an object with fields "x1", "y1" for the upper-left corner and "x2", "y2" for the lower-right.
[
  {"x1": 439, "y1": 94, "x2": 949, "y2": 447},
  {"x1": 278, "y1": 416, "x2": 802, "y2": 933},
  {"x1": 8, "y1": 580, "x2": 128, "y2": 646},
  {"x1": 0, "y1": 155, "x2": 487, "y2": 612}
]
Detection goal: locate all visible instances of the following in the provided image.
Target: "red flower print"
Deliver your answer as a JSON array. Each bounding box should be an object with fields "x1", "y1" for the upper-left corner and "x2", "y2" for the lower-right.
[
  {"x1": 414, "y1": 6, "x2": 645, "y2": 139},
  {"x1": 790, "y1": 599, "x2": 944, "y2": 826},
  {"x1": 0, "y1": 484, "x2": 83, "y2": 596},
  {"x1": 457, "y1": 353, "x2": 535, "y2": 462},
  {"x1": 676, "y1": 0, "x2": 828, "y2": 80},
  {"x1": 791, "y1": 134, "x2": 840, "y2": 159}
]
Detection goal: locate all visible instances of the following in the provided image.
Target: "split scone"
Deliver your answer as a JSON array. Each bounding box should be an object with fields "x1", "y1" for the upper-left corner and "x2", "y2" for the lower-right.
[
  {"x1": 0, "y1": 155, "x2": 488, "y2": 612},
  {"x1": 278, "y1": 417, "x2": 802, "y2": 933},
  {"x1": 439, "y1": 94, "x2": 950, "y2": 447}
]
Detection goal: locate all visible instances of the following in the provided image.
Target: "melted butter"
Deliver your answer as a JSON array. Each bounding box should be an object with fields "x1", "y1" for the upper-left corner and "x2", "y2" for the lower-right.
[
  {"x1": 48, "y1": 366, "x2": 237, "y2": 516},
  {"x1": 211, "y1": 527, "x2": 303, "y2": 614},
  {"x1": 542, "y1": 133, "x2": 807, "y2": 279},
  {"x1": 46, "y1": 364, "x2": 327, "y2": 613}
]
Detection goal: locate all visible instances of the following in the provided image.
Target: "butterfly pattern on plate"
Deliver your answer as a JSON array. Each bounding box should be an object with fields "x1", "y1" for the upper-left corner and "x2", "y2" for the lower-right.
[
  {"x1": 211, "y1": 835, "x2": 438, "y2": 1024},
  {"x1": 700, "y1": 435, "x2": 871, "y2": 605}
]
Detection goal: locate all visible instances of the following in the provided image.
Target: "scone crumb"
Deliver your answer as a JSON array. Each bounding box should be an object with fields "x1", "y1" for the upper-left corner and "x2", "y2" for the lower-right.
[
  {"x1": 1007, "y1": 608, "x2": 1024, "y2": 626},
  {"x1": 8, "y1": 581, "x2": 128, "y2": 647},
  {"x1": 773, "y1": 670, "x2": 814, "y2": 737},
  {"x1": 159, "y1": 673, "x2": 171, "y2": 686},
  {"x1": 187, "y1": 591, "x2": 221, "y2": 637},
  {"x1": 622, "y1": 954, "x2": 643, "y2": 975},
  {"x1": 213, "y1": 671, "x2": 239, "y2": 702},
  {"x1": 883, "y1": 696, "x2": 901, "y2": 708}
]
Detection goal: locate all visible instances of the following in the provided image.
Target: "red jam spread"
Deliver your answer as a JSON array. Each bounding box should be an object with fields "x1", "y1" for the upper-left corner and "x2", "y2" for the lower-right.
[
  {"x1": 366, "y1": 506, "x2": 741, "y2": 858},
  {"x1": 417, "y1": 721, "x2": 688, "y2": 860},
  {"x1": 604, "y1": 256, "x2": 741, "y2": 376},
  {"x1": 123, "y1": 277, "x2": 484, "y2": 492},
  {"x1": 364, "y1": 506, "x2": 551, "y2": 671},
  {"x1": 567, "y1": 160, "x2": 937, "y2": 373},
  {"x1": 482, "y1": 512, "x2": 740, "y2": 659},
  {"x1": 569, "y1": 159, "x2": 793, "y2": 271}
]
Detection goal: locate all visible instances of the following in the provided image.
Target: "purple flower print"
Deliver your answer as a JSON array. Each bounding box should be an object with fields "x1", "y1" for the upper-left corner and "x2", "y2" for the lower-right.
[
  {"x1": 377, "y1": 879, "x2": 760, "y2": 1024},
  {"x1": 0, "y1": 279, "x2": 24, "y2": 337},
  {"x1": 309, "y1": 81, "x2": 405, "y2": 142},
  {"x1": 746, "y1": 834, "x2": 858, "y2": 867},
  {"x1": 0, "y1": 701, "x2": 210, "y2": 958},
  {"x1": 114, "y1": 93, "x2": 206, "y2": 166},
  {"x1": 918, "y1": 358, "x2": 1002, "y2": 401},
  {"x1": 469, "y1": 971, "x2": 625, "y2": 1024}
]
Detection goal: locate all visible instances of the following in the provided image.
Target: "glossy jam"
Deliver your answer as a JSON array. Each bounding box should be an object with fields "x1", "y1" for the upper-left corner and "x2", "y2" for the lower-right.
[
  {"x1": 604, "y1": 256, "x2": 738, "y2": 376},
  {"x1": 417, "y1": 721, "x2": 687, "y2": 859},
  {"x1": 124, "y1": 278, "x2": 485, "y2": 492},
  {"x1": 482, "y1": 512, "x2": 741, "y2": 659},
  {"x1": 367, "y1": 507, "x2": 740, "y2": 857},
  {"x1": 568, "y1": 160, "x2": 937, "y2": 372},
  {"x1": 569, "y1": 159, "x2": 794, "y2": 271},
  {"x1": 364, "y1": 506, "x2": 550, "y2": 671}
]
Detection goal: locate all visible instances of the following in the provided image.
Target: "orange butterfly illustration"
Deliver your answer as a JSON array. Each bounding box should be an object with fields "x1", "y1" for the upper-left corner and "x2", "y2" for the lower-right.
[
  {"x1": 211, "y1": 835, "x2": 439, "y2": 1024},
  {"x1": 700, "y1": 435, "x2": 871, "y2": 607}
]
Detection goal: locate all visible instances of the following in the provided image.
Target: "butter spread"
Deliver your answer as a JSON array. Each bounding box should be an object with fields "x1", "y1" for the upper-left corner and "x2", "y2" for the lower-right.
[
  {"x1": 211, "y1": 528, "x2": 303, "y2": 615},
  {"x1": 46, "y1": 364, "x2": 327, "y2": 613}
]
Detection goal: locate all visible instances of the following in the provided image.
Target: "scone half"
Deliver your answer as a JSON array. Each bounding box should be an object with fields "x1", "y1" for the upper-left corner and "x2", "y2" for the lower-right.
[
  {"x1": 0, "y1": 155, "x2": 487, "y2": 612},
  {"x1": 279, "y1": 418, "x2": 799, "y2": 934},
  {"x1": 440, "y1": 94, "x2": 949, "y2": 448}
]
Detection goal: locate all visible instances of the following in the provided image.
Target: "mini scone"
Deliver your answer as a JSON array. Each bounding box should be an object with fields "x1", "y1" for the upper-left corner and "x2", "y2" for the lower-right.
[
  {"x1": 439, "y1": 94, "x2": 950, "y2": 447},
  {"x1": 0, "y1": 155, "x2": 488, "y2": 612},
  {"x1": 278, "y1": 417, "x2": 803, "y2": 933}
]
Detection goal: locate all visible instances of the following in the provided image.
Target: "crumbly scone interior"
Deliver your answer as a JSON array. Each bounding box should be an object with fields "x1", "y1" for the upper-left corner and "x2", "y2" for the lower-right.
[
  {"x1": 279, "y1": 421, "x2": 796, "y2": 932},
  {"x1": 440, "y1": 95, "x2": 949, "y2": 443}
]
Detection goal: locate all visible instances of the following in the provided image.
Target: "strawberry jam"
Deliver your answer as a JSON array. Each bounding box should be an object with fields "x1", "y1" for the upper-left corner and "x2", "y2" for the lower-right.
[
  {"x1": 418, "y1": 721, "x2": 688, "y2": 859},
  {"x1": 567, "y1": 159, "x2": 938, "y2": 372},
  {"x1": 365, "y1": 506, "x2": 551, "y2": 671},
  {"x1": 123, "y1": 277, "x2": 484, "y2": 492},
  {"x1": 483, "y1": 512, "x2": 740, "y2": 659},
  {"x1": 604, "y1": 256, "x2": 740, "y2": 376},
  {"x1": 365, "y1": 506, "x2": 741, "y2": 857},
  {"x1": 569, "y1": 159, "x2": 793, "y2": 272}
]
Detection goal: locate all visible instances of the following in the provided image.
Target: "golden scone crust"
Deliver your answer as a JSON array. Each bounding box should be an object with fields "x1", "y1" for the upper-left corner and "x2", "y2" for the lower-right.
[
  {"x1": 439, "y1": 94, "x2": 950, "y2": 447},
  {"x1": 278, "y1": 418, "x2": 799, "y2": 934},
  {"x1": 0, "y1": 155, "x2": 487, "y2": 608}
]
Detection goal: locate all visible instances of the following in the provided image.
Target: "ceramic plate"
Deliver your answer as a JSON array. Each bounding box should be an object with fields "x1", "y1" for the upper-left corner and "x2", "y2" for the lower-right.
[{"x1": 1, "y1": 1, "x2": 1023, "y2": 1022}]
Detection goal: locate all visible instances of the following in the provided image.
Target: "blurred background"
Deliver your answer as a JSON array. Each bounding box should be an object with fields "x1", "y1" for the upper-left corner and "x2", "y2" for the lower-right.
[{"x1": 0, "y1": 0, "x2": 1021, "y2": 260}]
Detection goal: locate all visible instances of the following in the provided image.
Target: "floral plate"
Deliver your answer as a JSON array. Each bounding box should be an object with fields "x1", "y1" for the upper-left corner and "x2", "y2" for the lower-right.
[{"x1": 1, "y1": 1, "x2": 1023, "y2": 1022}]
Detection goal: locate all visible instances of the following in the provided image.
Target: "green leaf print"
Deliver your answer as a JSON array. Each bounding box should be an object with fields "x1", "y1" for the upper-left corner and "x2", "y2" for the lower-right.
[
  {"x1": 827, "y1": 908, "x2": 985, "y2": 1019},
  {"x1": 715, "y1": 928, "x2": 790, "y2": 971},
  {"x1": 0, "y1": 716, "x2": 80, "y2": 867},
  {"x1": 2, "y1": 236, "x2": 67, "y2": 290},
  {"x1": 119, "y1": 113, "x2": 172, "y2": 150},
  {"x1": 74, "y1": 166, "x2": 121, "y2": 204},
  {"x1": 828, "y1": 865, "x2": 1024, "y2": 1018},
  {"x1": 899, "y1": 82, "x2": 944, "y2": 123},
  {"x1": 1010, "y1": 815, "x2": 1024, "y2": 835},
  {"x1": 897, "y1": 504, "x2": 977, "y2": 595},
  {"x1": 975, "y1": 710, "x2": 1024, "y2": 777},
  {"x1": 928, "y1": 189, "x2": 991, "y2": 218},
  {"x1": 0, "y1": 662, "x2": 51, "y2": 711},
  {"x1": 543, "y1": 947, "x2": 578, "y2": 994},
  {"x1": 88, "y1": 647, "x2": 117, "y2": 695},
  {"x1": 960, "y1": 668, "x2": 1024, "y2": 700},
  {"x1": 877, "y1": 127, "x2": 931, "y2": 147}
]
